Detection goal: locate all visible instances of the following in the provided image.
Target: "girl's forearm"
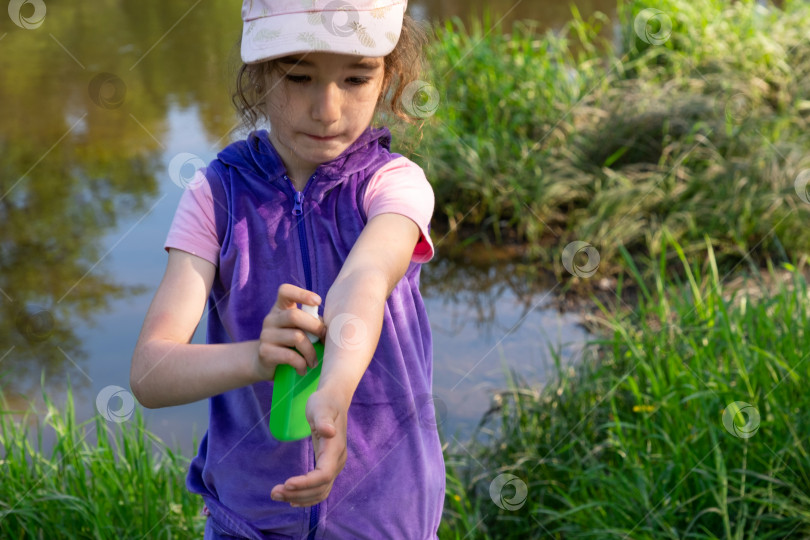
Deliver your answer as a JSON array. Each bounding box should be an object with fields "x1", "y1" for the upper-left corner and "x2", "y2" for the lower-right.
[
  {"x1": 131, "y1": 339, "x2": 260, "y2": 408},
  {"x1": 317, "y1": 267, "x2": 388, "y2": 409}
]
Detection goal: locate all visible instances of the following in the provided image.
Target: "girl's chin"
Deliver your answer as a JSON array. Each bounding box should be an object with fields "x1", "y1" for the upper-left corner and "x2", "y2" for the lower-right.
[
  {"x1": 273, "y1": 133, "x2": 352, "y2": 169},
  {"x1": 296, "y1": 142, "x2": 349, "y2": 164}
]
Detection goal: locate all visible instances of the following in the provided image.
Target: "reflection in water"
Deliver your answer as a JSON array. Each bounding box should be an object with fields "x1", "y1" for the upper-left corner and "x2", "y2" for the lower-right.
[
  {"x1": 411, "y1": 0, "x2": 617, "y2": 30},
  {"x1": 0, "y1": 0, "x2": 603, "y2": 452},
  {"x1": 422, "y1": 246, "x2": 555, "y2": 333},
  {"x1": 422, "y1": 255, "x2": 588, "y2": 443},
  {"x1": 0, "y1": 119, "x2": 158, "y2": 396},
  {"x1": 0, "y1": 1, "x2": 246, "y2": 396}
]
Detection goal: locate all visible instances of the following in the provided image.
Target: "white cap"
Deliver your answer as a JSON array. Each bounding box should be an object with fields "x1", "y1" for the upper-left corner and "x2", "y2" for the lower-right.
[
  {"x1": 301, "y1": 304, "x2": 320, "y2": 343},
  {"x1": 241, "y1": 0, "x2": 408, "y2": 64}
]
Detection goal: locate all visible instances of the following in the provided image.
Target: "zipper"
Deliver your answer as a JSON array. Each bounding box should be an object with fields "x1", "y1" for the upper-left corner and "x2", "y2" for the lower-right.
[
  {"x1": 308, "y1": 474, "x2": 320, "y2": 539},
  {"x1": 284, "y1": 174, "x2": 320, "y2": 539},
  {"x1": 286, "y1": 175, "x2": 315, "y2": 292}
]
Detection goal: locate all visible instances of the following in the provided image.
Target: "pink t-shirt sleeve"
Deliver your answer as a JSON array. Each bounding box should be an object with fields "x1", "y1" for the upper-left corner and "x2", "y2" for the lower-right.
[
  {"x1": 164, "y1": 170, "x2": 220, "y2": 266},
  {"x1": 363, "y1": 157, "x2": 435, "y2": 263},
  {"x1": 164, "y1": 160, "x2": 434, "y2": 266}
]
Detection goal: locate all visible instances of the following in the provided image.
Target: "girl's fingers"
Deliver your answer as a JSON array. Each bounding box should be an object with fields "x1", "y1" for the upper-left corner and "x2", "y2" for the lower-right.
[
  {"x1": 275, "y1": 309, "x2": 326, "y2": 342},
  {"x1": 260, "y1": 328, "x2": 319, "y2": 368},
  {"x1": 274, "y1": 284, "x2": 321, "y2": 311},
  {"x1": 295, "y1": 310, "x2": 326, "y2": 341},
  {"x1": 285, "y1": 469, "x2": 330, "y2": 490},
  {"x1": 276, "y1": 486, "x2": 329, "y2": 505},
  {"x1": 272, "y1": 475, "x2": 332, "y2": 504},
  {"x1": 291, "y1": 338, "x2": 318, "y2": 369},
  {"x1": 263, "y1": 292, "x2": 326, "y2": 342},
  {"x1": 257, "y1": 341, "x2": 309, "y2": 376}
]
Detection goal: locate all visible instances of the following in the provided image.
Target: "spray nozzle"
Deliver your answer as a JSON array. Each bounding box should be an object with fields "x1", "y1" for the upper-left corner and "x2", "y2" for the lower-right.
[{"x1": 301, "y1": 304, "x2": 320, "y2": 343}]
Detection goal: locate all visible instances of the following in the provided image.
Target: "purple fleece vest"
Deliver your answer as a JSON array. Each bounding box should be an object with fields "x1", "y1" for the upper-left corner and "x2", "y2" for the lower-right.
[{"x1": 186, "y1": 127, "x2": 445, "y2": 539}]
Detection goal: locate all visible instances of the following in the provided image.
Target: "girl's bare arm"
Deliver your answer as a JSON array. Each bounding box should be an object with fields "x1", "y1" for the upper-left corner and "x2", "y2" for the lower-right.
[{"x1": 317, "y1": 212, "x2": 421, "y2": 407}]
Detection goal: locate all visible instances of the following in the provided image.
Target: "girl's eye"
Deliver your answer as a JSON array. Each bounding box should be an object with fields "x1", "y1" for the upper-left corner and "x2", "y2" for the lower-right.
[
  {"x1": 347, "y1": 77, "x2": 370, "y2": 86},
  {"x1": 285, "y1": 75, "x2": 310, "y2": 84}
]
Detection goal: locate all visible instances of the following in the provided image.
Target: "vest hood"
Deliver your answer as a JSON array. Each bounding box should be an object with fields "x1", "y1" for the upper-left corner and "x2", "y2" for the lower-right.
[{"x1": 215, "y1": 126, "x2": 393, "y2": 188}]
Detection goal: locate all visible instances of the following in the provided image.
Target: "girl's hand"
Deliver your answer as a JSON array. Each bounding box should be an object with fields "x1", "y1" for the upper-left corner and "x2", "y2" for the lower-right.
[
  {"x1": 270, "y1": 389, "x2": 348, "y2": 507},
  {"x1": 256, "y1": 284, "x2": 326, "y2": 380}
]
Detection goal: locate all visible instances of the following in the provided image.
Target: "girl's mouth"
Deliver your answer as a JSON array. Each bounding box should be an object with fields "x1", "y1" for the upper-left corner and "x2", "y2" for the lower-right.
[{"x1": 306, "y1": 134, "x2": 339, "y2": 141}]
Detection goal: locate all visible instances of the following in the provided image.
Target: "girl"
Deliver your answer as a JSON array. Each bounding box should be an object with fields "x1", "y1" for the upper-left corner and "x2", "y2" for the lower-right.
[{"x1": 130, "y1": 0, "x2": 445, "y2": 538}]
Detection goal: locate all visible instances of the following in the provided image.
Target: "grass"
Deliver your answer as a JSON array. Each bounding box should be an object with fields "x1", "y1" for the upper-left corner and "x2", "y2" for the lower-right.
[
  {"x1": 437, "y1": 232, "x2": 810, "y2": 538},
  {"x1": 4, "y1": 1, "x2": 810, "y2": 538},
  {"x1": 5, "y1": 235, "x2": 809, "y2": 539},
  {"x1": 0, "y1": 387, "x2": 204, "y2": 539},
  {"x1": 407, "y1": 0, "x2": 810, "y2": 283}
]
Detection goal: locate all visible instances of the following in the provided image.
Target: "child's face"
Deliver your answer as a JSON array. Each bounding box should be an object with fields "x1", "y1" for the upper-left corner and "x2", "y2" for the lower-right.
[{"x1": 263, "y1": 52, "x2": 385, "y2": 180}]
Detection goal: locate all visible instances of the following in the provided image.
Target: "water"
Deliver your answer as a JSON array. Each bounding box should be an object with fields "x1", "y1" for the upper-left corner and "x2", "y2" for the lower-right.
[
  {"x1": 0, "y1": 0, "x2": 597, "y2": 456},
  {"x1": 410, "y1": 0, "x2": 617, "y2": 28}
]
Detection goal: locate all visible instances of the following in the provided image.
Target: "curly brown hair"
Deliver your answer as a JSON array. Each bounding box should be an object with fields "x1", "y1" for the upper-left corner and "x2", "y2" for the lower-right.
[{"x1": 232, "y1": 14, "x2": 429, "y2": 133}]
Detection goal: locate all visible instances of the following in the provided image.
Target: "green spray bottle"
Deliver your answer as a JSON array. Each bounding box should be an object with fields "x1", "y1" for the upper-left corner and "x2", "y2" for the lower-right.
[{"x1": 269, "y1": 303, "x2": 324, "y2": 441}]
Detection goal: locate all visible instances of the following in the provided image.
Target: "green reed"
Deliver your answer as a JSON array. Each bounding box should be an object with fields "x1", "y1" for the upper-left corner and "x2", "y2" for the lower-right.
[
  {"x1": 0, "y1": 387, "x2": 204, "y2": 539},
  {"x1": 439, "y1": 232, "x2": 810, "y2": 538},
  {"x1": 6, "y1": 237, "x2": 806, "y2": 539},
  {"x1": 408, "y1": 0, "x2": 810, "y2": 282}
]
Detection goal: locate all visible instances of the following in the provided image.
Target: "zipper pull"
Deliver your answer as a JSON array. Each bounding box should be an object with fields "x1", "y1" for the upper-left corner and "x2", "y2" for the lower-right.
[{"x1": 292, "y1": 191, "x2": 304, "y2": 216}]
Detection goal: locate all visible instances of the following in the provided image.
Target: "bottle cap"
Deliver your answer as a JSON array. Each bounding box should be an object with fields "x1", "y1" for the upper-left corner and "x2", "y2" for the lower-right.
[{"x1": 301, "y1": 304, "x2": 320, "y2": 343}]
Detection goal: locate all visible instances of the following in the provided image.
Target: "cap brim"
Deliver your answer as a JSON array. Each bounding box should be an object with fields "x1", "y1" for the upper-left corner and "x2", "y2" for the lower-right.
[{"x1": 241, "y1": 4, "x2": 405, "y2": 64}]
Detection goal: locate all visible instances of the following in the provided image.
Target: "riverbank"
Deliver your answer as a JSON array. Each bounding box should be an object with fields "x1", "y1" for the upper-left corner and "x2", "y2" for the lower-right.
[
  {"x1": 438, "y1": 236, "x2": 810, "y2": 539},
  {"x1": 3, "y1": 237, "x2": 807, "y2": 538},
  {"x1": 407, "y1": 0, "x2": 810, "y2": 287}
]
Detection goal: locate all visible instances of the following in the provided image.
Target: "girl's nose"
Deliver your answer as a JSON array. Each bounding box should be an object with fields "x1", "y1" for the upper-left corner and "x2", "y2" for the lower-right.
[{"x1": 311, "y1": 83, "x2": 341, "y2": 125}]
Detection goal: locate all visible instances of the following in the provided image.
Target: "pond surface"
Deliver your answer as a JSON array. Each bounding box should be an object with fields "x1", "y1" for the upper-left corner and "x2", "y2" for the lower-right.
[{"x1": 0, "y1": 0, "x2": 600, "y2": 455}]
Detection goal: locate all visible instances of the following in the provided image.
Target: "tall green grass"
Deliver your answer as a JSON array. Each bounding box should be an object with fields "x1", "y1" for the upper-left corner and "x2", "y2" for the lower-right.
[
  {"x1": 0, "y1": 388, "x2": 204, "y2": 538},
  {"x1": 410, "y1": 0, "x2": 810, "y2": 281},
  {"x1": 439, "y1": 233, "x2": 810, "y2": 538},
  {"x1": 7, "y1": 238, "x2": 807, "y2": 539}
]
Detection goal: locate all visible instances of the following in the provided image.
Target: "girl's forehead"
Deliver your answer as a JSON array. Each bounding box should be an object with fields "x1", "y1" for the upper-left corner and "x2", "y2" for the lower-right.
[{"x1": 276, "y1": 53, "x2": 384, "y2": 69}]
